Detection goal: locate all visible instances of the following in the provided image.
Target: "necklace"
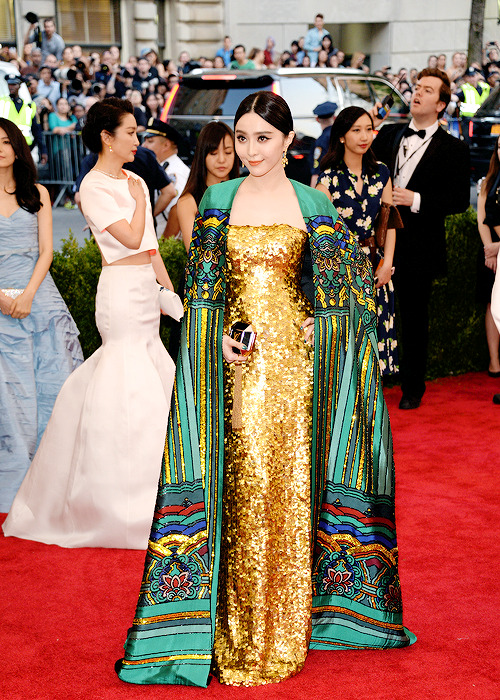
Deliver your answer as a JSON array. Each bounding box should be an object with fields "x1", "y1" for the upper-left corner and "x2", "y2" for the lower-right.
[{"x1": 93, "y1": 168, "x2": 126, "y2": 179}]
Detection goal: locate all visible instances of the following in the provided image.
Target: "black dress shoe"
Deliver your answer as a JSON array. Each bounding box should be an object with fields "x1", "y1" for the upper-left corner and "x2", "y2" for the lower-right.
[
  {"x1": 399, "y1": 396, "x2": 421, "y2": 410},
  {"x1": 493, "y1": 394, "x2": 500, "y2": 405},
  {"x1": 488, "y1": 370, "x2": 500, "y2": 378}
]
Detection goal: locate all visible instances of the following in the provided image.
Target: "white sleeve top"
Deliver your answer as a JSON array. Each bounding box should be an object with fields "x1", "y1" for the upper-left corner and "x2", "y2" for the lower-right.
[{"x1": 79, "y1": 169, "x2": 159, "y2": 264}]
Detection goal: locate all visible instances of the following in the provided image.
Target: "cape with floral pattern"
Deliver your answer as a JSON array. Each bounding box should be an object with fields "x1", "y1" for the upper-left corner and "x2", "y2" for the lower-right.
[{"x1": 117, "y1": 178, "x2": 415, "y2": 688}]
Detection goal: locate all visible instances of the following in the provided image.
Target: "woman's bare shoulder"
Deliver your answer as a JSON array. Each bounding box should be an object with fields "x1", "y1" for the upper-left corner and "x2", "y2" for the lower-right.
[
  {"x1": 36, "y1": 183, "x2": 51, "y2": 206},
  {"x1": 177, "y1": 192, "x2": 197, "y2": 213}
]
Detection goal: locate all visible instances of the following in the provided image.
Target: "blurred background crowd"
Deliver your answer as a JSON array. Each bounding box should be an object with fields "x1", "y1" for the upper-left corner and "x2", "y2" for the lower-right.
[{"x1": 1, "y1": 12, "x2": 498, "y2": 181}]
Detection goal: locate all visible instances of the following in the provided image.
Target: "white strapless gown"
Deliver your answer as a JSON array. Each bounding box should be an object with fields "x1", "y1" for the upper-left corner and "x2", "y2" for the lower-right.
[{"x1": 3, "y1": 264, "x2": 175, "y2": 549}]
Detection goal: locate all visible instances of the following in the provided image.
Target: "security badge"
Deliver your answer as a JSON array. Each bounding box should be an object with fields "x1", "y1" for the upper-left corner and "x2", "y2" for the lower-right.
[{"x1": 313, "y1": 146, "x2": 322, "y2": 169}]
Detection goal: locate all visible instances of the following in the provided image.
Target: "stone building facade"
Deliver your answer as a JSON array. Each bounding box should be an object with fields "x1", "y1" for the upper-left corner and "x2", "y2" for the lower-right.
[{"x1": 5, "y1": 0, "x2": 500, "y2": 71}]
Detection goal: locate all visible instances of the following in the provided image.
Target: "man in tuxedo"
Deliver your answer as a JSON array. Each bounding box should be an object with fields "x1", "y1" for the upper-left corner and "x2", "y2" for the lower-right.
[{"x1": 371, "y1": 68, "x2": 470, "y2": 409}]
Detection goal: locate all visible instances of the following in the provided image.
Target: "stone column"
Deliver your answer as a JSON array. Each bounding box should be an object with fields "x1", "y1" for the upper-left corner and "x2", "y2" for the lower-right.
[
  {"x1": 133, "y1": 0, "x2": 160, "y2": 57},
  {"x1": 174, "y1": 0, "x2": 224, "y2": 60}
]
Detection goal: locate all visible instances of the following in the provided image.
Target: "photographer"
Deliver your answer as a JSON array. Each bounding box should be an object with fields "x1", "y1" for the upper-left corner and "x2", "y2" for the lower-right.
[
  {"x1": 24, "y1": 15, "x2": 65, "y2": 62},
  {"x1": 94, "y1": 61, "x2": 112, "y2": 86},
  {"x1": 66, "y1": 68, "x2": 92, "y2": 106},
  {"x1": 483, "y1": 41, "x2": 500, "y2": 78},
  {"x1": 132, "y1": 57, "x2": 159, "y2": 94},
  {"x1": 105, "y1": 64, "x2": 134, "y2": 99}
]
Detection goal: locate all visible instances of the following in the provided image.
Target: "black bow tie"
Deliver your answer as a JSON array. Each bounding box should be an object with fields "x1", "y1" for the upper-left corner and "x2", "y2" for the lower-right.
[{"x1": 404, "y1": 126, "x2": 426, "y2": 139}]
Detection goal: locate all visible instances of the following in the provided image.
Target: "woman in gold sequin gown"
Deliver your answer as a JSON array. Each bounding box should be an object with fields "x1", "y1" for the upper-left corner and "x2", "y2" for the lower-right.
[
  {"x1": 216, "y1": 223, "x2": 313, "y2": 685},
  {"x1": 215, "y1": 95, "x2": 316, "y2": 685},
  {"x1": 117, "y1": 93, "x2": 415, "y2": 690}
]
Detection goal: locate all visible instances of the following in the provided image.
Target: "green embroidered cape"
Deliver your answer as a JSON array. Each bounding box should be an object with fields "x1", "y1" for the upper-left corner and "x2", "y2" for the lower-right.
[{"x1": 117, "y1": 178, "x2": 415, "y2": 687}]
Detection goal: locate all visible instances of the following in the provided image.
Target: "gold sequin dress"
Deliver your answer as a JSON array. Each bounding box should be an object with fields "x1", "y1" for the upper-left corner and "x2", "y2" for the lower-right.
[{"x1": 213, "y1": 223, "x2": 314, "y2": 686}]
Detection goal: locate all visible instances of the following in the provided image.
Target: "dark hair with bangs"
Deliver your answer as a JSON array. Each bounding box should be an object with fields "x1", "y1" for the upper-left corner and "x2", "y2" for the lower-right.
[
  {"x1": 81, "y1": 97, "x2": 134, "y2": 153},
  {"x1": 320, "y1": 106, "x2": 378, "y2": 175},
  {"x1": 0, "y1": 118, "x2": 42, "y2": 213},
  {"x1": 181, "y1": 122, "x2": 239, "y2": 204},
  {"x1": 234, "y1": 91, "x2": 293, "y2": 136}
]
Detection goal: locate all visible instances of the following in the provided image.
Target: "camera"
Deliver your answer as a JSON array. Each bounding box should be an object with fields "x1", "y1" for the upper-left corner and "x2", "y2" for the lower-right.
[
  {"x1": 25, "y1": 12, "x2": 42, "y2": 48},
  {"x1": 120, "y1": 68, "x2": 133, "y2": 79},
  {"x1": 75, "y1": 60, "x2": 87, "y2": 73},
  {"x1": 100, "y1": 64, "x2": 110, "y2": 74}
]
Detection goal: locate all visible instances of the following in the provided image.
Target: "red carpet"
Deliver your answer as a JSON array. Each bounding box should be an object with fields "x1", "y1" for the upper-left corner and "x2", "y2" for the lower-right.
[{"x1": 1, "y1": 372, "x2": 499, "y2": 700}]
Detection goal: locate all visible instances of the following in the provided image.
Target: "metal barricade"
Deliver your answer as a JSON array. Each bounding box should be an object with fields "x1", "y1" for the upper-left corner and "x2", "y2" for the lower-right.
[{"x1": 38, "y1": 132, "x2": 87, "y2": 207}]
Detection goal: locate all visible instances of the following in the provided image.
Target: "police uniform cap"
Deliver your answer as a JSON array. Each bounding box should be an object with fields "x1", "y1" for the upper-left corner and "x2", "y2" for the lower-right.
[
  {"x1": 313, "y1": 101, "x2": 338, "y2": 118},
  {"x1": 464, "y1": 67, "x2": 479, "y2": 77},
  {"x1": 144, "y1": 118, "x2": 182, "y2": 145},
  {"x1": 6, "y1": 74, "x2": 22, "y2": 85}
]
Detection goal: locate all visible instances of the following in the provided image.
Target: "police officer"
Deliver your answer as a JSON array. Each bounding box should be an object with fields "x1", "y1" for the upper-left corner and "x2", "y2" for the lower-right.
[
  {"x1": 453, "y1": 67, "x2": 490, "y2": 141},
  {"x1": 0, "y1": 74, "x2": 47, "y2": 164},
  {"x1": 456, "y1": 66, "x2": 490, "y2": 116},
  {"x1": 309, "y1": 101, "x2": 337, "y2": 186},
  {"x1": 142, "y1": 119, "x2": 190, "y2": 234}
]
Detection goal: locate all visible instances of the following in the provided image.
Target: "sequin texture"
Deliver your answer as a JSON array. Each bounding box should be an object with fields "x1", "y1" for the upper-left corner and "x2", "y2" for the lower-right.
[{"x1": 213, "y1": 224, "x2": 314, "y2": 686}]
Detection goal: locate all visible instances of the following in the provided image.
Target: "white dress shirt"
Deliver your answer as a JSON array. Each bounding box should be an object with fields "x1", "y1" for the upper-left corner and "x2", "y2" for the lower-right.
[
  {"x1": 163, "y1": 154, "x2": 190, "y2": 213},
  {"x1": 395, "y1": 119, "x2": 440, "y2": 213},
  {"x1": 155, "y1": 154, "x2": 190, "y2": 236}
]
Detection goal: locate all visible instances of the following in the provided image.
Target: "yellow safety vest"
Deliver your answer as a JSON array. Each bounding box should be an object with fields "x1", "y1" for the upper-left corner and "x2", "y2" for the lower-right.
[
  {"x1": 0, "y1": 97, "x2": 36, "y2": 145},
  {"x1": 460, "y1": 82, "x2": 491, "y2": 117}
]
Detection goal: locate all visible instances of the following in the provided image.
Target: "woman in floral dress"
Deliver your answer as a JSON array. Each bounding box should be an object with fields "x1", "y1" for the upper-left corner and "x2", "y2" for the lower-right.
[{"x1": 316, "y1": 106, "x2": 398, "y2": 375}]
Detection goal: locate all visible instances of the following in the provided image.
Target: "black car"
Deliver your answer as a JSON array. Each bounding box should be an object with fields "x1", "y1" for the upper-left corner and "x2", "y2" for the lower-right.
[
  {"x1": 468, "y1": 85, "x2": 500, "y2": 179},
  {"x1": 161, "y1": 68, "x2": 409, "y2": 184}
]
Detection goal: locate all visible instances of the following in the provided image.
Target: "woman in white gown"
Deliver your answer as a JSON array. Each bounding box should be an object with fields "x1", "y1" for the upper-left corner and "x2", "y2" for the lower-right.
[{"x1": 3, "y1": 98, "x2": 179, "y2": 549}]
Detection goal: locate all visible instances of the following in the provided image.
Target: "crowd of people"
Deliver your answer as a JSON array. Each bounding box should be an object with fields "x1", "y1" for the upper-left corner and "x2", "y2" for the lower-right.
[{"x1": 1, "y1": 12, "x2": 498, "y2": 169}]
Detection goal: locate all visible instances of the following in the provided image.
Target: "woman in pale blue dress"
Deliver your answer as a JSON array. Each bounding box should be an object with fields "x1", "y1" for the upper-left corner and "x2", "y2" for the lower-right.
[{"x1": 0, "y1": 118, "x2": 82, "y2": 512}]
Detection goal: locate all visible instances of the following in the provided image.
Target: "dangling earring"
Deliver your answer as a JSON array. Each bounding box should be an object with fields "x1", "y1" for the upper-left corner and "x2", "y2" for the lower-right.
[
  {"x1": 108, "y1": 144, "x2": 113, "y2": 153},
  {"x1": 282, "y1": 151, "x2": 288, "y2": 167},
  {"x1": 241, "y1": 160, "x2": 244, "y2": 168}
]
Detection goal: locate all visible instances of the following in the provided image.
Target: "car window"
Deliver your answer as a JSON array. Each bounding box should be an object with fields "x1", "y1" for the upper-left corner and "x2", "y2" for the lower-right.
[
  {"x1": 171, "y1": 84, "x2": 270, "y2": 117},
  {"x1": 476, "y1": 86, "x2": 500, "y2": 116},
  {"x1": 335, "y1": 78, "x2": 373, "y2": 110},
  {"x1": 280, "y1": 76, "x2": 341, "y2": 117},
  {"x1": 368, "y1": 79, "x2": 410, "y2": 116}
]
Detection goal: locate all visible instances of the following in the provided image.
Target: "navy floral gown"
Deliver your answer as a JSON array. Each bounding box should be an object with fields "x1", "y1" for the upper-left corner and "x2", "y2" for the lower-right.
[{"x1": 318, "y1": 161, "x2": 399, "y2": 376}]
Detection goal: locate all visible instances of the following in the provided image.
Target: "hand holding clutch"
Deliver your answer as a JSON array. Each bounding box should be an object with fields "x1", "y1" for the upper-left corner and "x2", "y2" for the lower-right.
[{"x1": 158, "y1": 285, "x2": 184, "y2": 321}]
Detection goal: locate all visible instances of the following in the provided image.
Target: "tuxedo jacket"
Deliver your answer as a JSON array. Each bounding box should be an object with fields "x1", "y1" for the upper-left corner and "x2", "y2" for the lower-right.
[{"x1": 372, "y1": 123, "x2": 470, "y2": 278}]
